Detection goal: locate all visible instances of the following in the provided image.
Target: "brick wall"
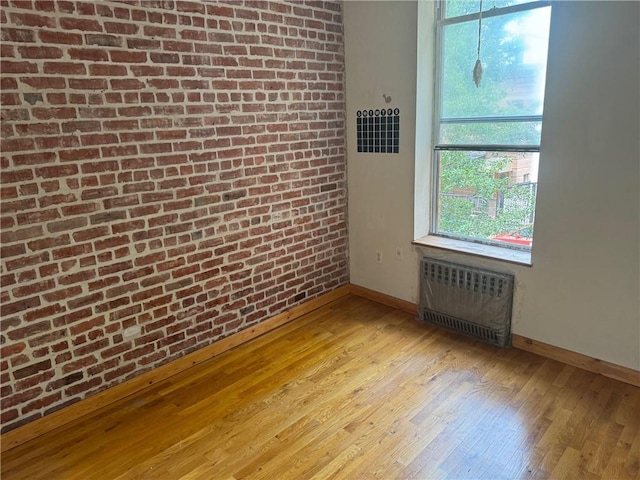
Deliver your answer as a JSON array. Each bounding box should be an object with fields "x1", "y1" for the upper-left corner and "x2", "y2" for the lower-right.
[{"x1": 0, "y1": 0, "x2": 347, "y2": 434}]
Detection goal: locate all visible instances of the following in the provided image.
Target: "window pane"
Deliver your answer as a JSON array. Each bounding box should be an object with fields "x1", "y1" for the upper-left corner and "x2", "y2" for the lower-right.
[
  {"x1": 436, "y1": 150, "x2": 538, "y2": 248},
  {"x1": 439, "y1": 120, "x2": 542, "y2": 146},
  {"x1": 445, "y1": 0, "x2": 544, "y2": 18},
  {"x1": 440, "y1": 6, "x2": 551, "y2": 122}
]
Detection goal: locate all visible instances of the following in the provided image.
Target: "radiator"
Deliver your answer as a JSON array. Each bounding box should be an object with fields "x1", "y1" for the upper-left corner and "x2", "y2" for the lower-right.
[{"x1": 418, "y1": 258, "x2": 514, "y2": 347}]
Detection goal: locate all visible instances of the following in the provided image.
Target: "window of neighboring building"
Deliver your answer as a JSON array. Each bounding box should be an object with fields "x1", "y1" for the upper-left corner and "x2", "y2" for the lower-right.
[{"x1": 432, "y1": 0, "x2": 551, "y2": 250}]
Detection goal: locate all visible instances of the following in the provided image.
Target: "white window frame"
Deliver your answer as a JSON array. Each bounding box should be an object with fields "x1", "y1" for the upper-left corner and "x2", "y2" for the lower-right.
[{"x1": 430, "y1": 0, "x2": 552, "y2": 250}]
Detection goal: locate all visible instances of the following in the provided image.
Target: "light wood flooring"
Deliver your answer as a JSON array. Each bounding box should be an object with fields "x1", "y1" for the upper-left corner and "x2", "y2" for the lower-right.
[{"x1": 2, "y1": 295, "x2": 639, "y2": 479}]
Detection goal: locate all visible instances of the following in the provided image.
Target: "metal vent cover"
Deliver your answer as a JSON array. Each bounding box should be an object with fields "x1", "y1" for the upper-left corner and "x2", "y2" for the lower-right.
[
  {"x1": 422, "y1": 310, "x2": 499, "y2": 344},
  {"x1": 419, "y1": 258, "x2": 514, "y2": 347}
]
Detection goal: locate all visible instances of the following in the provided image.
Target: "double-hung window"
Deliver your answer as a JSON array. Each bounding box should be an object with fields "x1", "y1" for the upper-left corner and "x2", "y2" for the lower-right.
[{"x1": 433, "y1": 0, "x2": 552, "y2": 250}]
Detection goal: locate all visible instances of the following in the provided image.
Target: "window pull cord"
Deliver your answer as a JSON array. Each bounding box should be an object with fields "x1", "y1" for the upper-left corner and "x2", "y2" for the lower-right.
[{"x1": 473, "y1": 0, "x2": 483, "y2": 88}]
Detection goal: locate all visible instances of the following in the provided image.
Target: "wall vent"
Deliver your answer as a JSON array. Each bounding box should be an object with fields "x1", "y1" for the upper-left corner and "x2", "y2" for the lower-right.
[{"x1": 419, "y1": 258, "x2": 514, "y2": 347}]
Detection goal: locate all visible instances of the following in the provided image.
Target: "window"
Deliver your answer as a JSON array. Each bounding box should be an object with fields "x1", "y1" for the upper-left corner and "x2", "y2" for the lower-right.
[{"x1": 432, "y1": 0, "x2": 551, "y2": 250}]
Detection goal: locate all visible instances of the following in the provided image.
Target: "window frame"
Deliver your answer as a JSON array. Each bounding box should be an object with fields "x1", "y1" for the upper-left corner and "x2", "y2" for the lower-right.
[{"x1": 430, "y1": 0, "x2": 552, "y2": 251}]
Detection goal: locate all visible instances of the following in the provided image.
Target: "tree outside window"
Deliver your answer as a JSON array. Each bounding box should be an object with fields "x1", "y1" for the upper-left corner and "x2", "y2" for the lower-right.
[{"x1": 433, "y1": 0, "x2": 551, "y2": 249}]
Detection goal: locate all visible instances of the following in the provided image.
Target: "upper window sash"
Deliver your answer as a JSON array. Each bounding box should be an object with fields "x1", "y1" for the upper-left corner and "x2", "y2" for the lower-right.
[
  {"x1": 434, "y1": 0, "x2": 551, "y2": 148},
  {"x1": 439, "y1": 0, "x2": 552, "y2": 25}
]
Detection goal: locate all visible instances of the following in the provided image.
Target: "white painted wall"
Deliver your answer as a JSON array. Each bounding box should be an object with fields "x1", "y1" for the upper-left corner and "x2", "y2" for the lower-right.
[
  {"x1": 344, "y1": 0, "x2": 420, "y2": 302},
  {"x1": 344, "y1": 1, "x2": 640, "y2": 370}
]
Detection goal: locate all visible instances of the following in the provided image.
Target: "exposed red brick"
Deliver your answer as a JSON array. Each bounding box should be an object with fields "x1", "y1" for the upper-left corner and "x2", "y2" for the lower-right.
[
  {"x1": 1, "y1": 387, "x2": 43, "y2": 410},
  {"x1": 1, "y1": 297, "x2": 41, "y2": 317},
  {"x1": 37, "y1": 30, "x2": 82, "y2": 45},
  {"x1": 73, "y1": 338, "x2": 109, "y2": 357},
  {"x1": 61, "y1": 356, "x2": 98, "y2": 375},
  {"x1": 15, "y1": 370, "x2": 56, "y2": 392},
  {"x1": 109, "y1": 50, "x2": 147, "y2": 63},
  {"x1": 1, "y1": 27, "x2": 35, "y2": 43},
  {"x1": 67, "y1": 48, "x2": 109, "y2": 62},
  {"x1": 21, "y1": 391, "x2": 62, "y2": 414},
  {"x1": 64, "y1": 377, "x2": 102, "y2": 397},
  {"x1": 45, "y1": 372, "x2": 84, "y2": 392},
  {"x1": 13, "y1": 359, "x2": 52, "y2": 380},
  {"x1": 59, "y1": 18, "x2": 102, "y2": 32},
  {"x1": 0, "y1": 0, "x2": 347, "y2": 435}
]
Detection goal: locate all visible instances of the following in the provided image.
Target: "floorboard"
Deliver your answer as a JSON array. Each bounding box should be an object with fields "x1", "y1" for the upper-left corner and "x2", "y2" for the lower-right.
[{"x1": 2, "y1": 295, "x2": 639, "y2": 479}]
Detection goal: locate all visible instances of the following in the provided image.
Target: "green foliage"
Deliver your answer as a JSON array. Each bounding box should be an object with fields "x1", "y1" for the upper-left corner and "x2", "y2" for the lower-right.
[
  {"x1": 439, "y1": 3, "x2": 549, "y2": 145},
  {"x1": 438, "y1": 151, "x2": 536, "y2": 240},
  {"x1": 440, "y1": 151, "x2": 510, "y2": 197},
  {"x1": 434, "y1": 1, "x2": 549, "y2": 245}
]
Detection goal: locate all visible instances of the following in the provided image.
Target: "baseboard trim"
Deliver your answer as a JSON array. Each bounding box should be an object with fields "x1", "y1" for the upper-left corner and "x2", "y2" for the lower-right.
[
  {"x1": 0, "y1": 285, "x2": 351, "y2": 453},
  {"x1": 349, "y1": 285, "x2": 640, "y2": 387},
  {"x1": 349, "y1": 284, "x2": 418, "y2": 316},
  {"x1": 512, "y1": 334, "x2": 640, "y2": 388}
]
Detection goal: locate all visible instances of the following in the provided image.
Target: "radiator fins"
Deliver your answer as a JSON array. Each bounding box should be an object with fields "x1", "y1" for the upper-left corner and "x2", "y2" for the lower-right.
[
  {"x1": 422, "y1": 310, "x2": 499, "y2": 344},
  {"x1": 419, "y1": 258, "x2": 514, "y2": 347}
]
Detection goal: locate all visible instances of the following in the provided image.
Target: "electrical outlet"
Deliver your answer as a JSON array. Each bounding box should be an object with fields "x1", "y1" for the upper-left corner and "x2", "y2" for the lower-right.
[
  {"x1": 395, "y1": 247, "x2": 403, "y2": 261},
  {"x1": 376, "y1": 251, "x2": 383, "y2": 264}
]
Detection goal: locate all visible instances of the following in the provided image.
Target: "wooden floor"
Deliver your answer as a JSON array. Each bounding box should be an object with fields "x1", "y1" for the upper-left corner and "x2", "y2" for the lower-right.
[{"x1": 2, "y1": 295, "x2": 639, "y2": 480}]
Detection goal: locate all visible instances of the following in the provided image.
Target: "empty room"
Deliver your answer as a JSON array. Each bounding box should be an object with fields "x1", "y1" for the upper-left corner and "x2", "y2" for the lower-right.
[{"x1": 0, "y1": 0, "x2": 638, "y2": 478}]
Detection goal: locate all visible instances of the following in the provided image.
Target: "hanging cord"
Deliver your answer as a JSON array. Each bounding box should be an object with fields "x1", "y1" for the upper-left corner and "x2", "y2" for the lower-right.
[{"x1": 473, "y1": 0, "x2": 484, "y2": 87}]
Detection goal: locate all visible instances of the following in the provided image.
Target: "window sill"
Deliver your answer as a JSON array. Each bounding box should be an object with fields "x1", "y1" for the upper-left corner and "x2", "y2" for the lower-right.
[{"x1": 412, "y1": 235, "x2": 532, "y2": 267}]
